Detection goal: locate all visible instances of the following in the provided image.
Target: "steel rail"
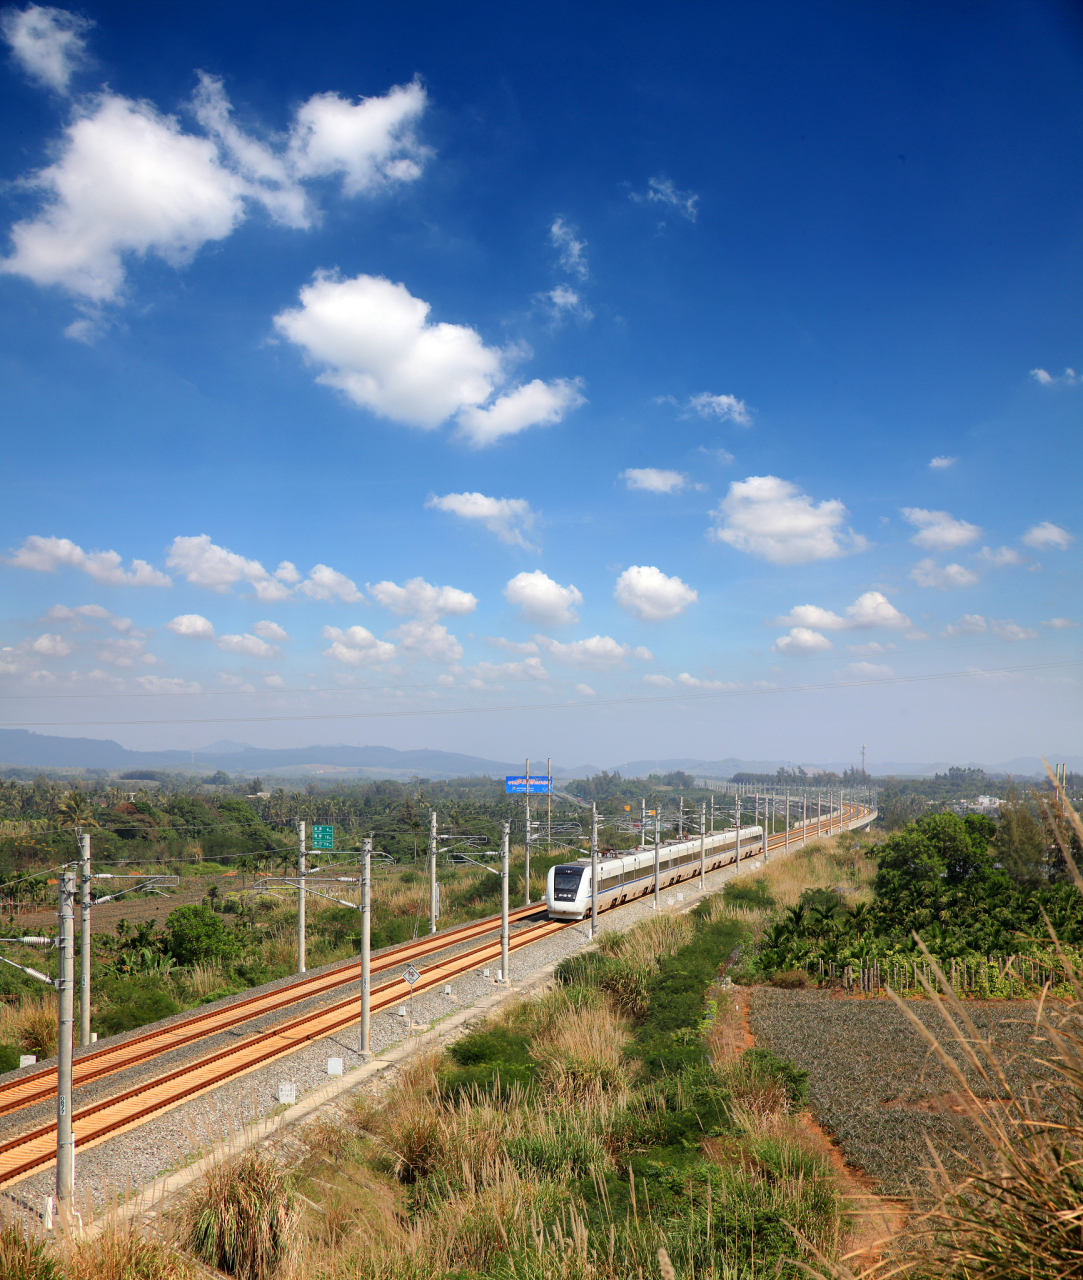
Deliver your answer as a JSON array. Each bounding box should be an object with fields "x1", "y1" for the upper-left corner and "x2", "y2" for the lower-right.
[
  {"x1": 0, "y1": 802, "x2": 869, "y2": 1186},
  {"x1": 0, "y1": 899, "x2": 545, "y2": 1119},
  {"x1": 0, "y1": 916, "x2": 569, "y2": 1186}
]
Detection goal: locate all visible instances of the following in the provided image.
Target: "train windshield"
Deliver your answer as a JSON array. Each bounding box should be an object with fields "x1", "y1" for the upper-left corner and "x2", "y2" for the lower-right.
[{"x1": 552, "y1": 866, "x2": 585, "y2": 900}]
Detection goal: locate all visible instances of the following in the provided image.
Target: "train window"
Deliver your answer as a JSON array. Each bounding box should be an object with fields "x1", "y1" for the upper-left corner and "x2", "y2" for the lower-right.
[{"x1": 552, "y1": 866, "x2": 585, "y2": 901}]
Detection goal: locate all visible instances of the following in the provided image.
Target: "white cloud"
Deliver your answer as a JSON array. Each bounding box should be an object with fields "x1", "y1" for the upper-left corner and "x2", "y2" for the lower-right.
[
  {"x1": 846, "y1": 641, "x2": 897, "y2": 657},
  {"x1": 9, "y1": 534, "x2": 170, "y2": 585},
  {"x1": 699, "y1": 446, "x2": 735, "y2": 464},
  {"x1": 676, "y1": 673, "x2": 737, "y2": 691},
  {"x1": 540, "y1": 285, "x2": 592, "y2": 324},
  {"x1": 1042, "y1": 617, "x2": 1079, "y2": 630},
  {"x1": 167, "y1": 536, "x2": 360, "y2": 603},
  {"x1": 774, "y1": 591, "x2": 910, "y2": 632},
  {"x1": 167, "y1": 535, "x2": 271, "y2": 593},
  {"x1": 614, "y1": 565, "x2": 698, "y2": 621},
  {"x1": 466, "y1": 657, "x2": 548, "y2": 683},
  {"x1": 217, "y1": 633, "x2": 279, "y2": 658},
  {"x1": 575, "y1": 683, "x2": 596, "y2": 696},
  {"x1": 388, "y1": 619, "x2": 463, "y2": 663},
  {"x1": 620, "y1": 468, "x2": 690, "y2": 494},
  {"x1": 1, "y1": 4, "x2": 91, "y2": 92},
  {"x1": 534, "y1": 634, "x2": 652, "y2": 668},
  {"x1": 30, "y1": 632, "x2": 70, "y2": 656},
  {"x1": 909, "y1": 559, "x2": 979, "y2": 589},
  {"x1": 1030, "y1": 367, "x2": 1079, "y2": 386},
  {"x1": 297, "y1": 564, "x2": 364, "y2": 604},
  {"x1": 3, "y1": 93, "x2": 247, "y2": 304},
  {"x1": 503, "y1": 571, "x2": 582, "y2": 626},
  {"x1": 264, "y1": 673, "x2": 284, "y2": 687},
  {"x1": 928, "y1": 456, "x2": 956, "y2": 470},
  {"x1": 643, "y1": 674, "x2": 674, "y2": 688},
  {"x1": 457, "y1": 378, "x2": 585, "y2": 447},
  {"x1": 991, "y1": 620, "x2": 1038, "y2": 642},
  {"x1": 252, "y1": 620, "x2": 290, "y2": 641},
  {"x1": 941, "y1": 615, "x2": 987, "y2": 637},
  {"x1": 3, "y1": 75, "x2": 427, "y2": 310},
  {"x1": 710, "y1": 476, "x2": 867, "y2": 565},
  {"x1": 94, "y1": 636, "x2": 154, "y2": 668},
  {"x1": 44, "y1": 603, "x2": 134, "y2": 632},
  {"x1": 977, "y1": 545, "x2": 1024, "y2": 566},
  {"x1": 629, "y1": 176, "x2": 699, "y2": 222},
  {"x1": 274, "y1": 272, "x2": 583, "y2": 444},
  {"x1": 901, "y1": 507, "x2": 982, "y2": 551},
  {"x1": 773, "y1": 627, "x2": 832, "y2": 654},
  {"x1": 136, "y1": 675, "x2": 202, "y2": 694},
  {"x1": 322, "y1": 624, "x2": 395, "y2": 666},
  {"x1": 426, "y1": 492, "x2": 537, "y2": 549},
  {"x1": 687, "y1": 393, "x2": 750, "y2": 424},
  {"x1": 166, "y1": 613, "x2": 215, "y2": 639},
  {"x1": 847, "y1": 662, "x2": 895, "y2": 679},
  {"x1": 369, "y1": 577, "x2": 477, "y2": 619},
  {"x1": 549, "y1": 216, "x2": 587, "y2": 280},
  {"x1": 1022, "y1": 521, "x2": 1074, "y2": 551},
  {"x1": 485, "y1": 636, "x2": 539, "y2": 654}
]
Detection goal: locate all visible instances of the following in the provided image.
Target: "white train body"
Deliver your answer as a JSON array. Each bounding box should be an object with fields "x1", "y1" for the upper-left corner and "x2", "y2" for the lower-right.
[{"x1": 544, "y1": 825, "x2": 764, "y2": 921}]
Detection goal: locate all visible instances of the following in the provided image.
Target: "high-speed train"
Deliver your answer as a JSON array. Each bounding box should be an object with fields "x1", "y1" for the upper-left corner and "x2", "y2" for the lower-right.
[{"x1": 545, "y1": 824, "x2": 764, "y2": 920}]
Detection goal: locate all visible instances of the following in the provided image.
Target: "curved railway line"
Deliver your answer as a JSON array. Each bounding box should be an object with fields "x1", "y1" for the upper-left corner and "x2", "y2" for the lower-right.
[{"x1": 0, "y1": 802, "x2": 871, "y2": 1188}]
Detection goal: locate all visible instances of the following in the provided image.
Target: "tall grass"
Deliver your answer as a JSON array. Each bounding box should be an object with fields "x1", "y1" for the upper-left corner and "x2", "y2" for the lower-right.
[
  {"x1": 180, "y1": 1149, "x2": 301, "y2": 1280},
  {"x1": 0, "y1": 992, "x2": 59, "y2": 1057}
]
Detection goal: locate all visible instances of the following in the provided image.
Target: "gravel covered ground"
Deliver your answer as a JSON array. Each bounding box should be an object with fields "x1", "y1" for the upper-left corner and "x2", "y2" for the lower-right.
[
  {"x1": 0, "y1": 838, "x2": 806, "y2": 1220},
  {"x1": 750, "y1": 987, "x2": 1042, "y2": 1196}
]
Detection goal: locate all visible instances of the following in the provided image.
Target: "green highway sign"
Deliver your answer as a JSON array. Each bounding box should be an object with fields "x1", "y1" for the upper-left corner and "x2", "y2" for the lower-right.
[{"x1": 311, "y1": 824, "x2": 334, "y2": 850}]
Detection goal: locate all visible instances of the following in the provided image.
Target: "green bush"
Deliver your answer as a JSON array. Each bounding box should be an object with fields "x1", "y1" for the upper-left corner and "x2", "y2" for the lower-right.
[
  {"x1": 0, "y1": 1042, "x2": 21, "y2": 1073},
  {"x1": 97, "y1": 986, "x2": 181, "y2": 1036},
  {"x1": 164, "y1": 904, "x2": 244, "y2": 966}
]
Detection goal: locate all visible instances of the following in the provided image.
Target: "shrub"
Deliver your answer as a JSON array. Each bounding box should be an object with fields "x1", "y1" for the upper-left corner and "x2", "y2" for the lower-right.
[
  {"x1": 181, "y1": 1150, "x2": 301, "y2": 1280},
  {"x1": 0, "y1": 1220, "x2": 58, "y2": 1280},
  {"x1": 164, "y1": 904, "x2": 244, "y2": 966},
  {"x1": 97, "y1": 986, "x2": 181, "y2": 1036}
]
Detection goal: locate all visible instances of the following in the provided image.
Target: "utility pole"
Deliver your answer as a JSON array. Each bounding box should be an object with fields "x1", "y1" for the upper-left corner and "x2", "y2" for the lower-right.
[
  {"x1": 710, "y1": 793, "x2": 715, "y2": 834},
  {"x1": 500, "y1": 821, "x2": 510, "y2": 983},
  {"x1": 78, "y1": 831, "x2": 91, "y2": 1047},
  {"x1": 653, "y1": 810, "x2": 661, "y2": 911},
  {"x1": 359, "y1": 837, "x2": 371, "y2": 1058},
  {"x1": 640, "y1": 798, "x2": 646, "y2": 851},
  {"x1": 524, "y1": 757, "x2": 531, "y2": 907},
  {"x1": 784, "y1": 791, "x2": 790, "y2": 855},
  {"x1": 735, "y1": 797, "x2": 741, "y2": 873},
  {"x1": 57, "y1": 869, "x2": 75, "y2": 1214},
  {"x1": 678, "y1": 794, "x2": 683, "y2": 840},
  {"x1": 590, "y1": 802, "x2": 598, "y2": 939},
  {"x1": 429, "y1": 810, "x2": 438, "y2": 935},
  {"x1": 547, "y1": 758, "x2": 552, "y2": 851},
  {"x1": 296, "y1": 820, "x2": 306, "y2": 975},
  {"x1": 699, "y1": 800, "x2": 706, "y2": 890}
]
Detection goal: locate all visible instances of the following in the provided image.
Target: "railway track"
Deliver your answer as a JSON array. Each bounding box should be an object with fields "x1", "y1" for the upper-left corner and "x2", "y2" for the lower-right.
[
  {"x1": 0, "y1": 899, "x2": 545, "y2": 1122},
  {"x1": 0, "y1": 802, "x2": 870, "y2": 1188}
]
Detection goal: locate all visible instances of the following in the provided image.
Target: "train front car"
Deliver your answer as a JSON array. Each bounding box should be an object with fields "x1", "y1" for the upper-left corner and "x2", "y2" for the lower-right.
[{"x1": 546, "y1": 860, "x2": 592, "y2": 919}]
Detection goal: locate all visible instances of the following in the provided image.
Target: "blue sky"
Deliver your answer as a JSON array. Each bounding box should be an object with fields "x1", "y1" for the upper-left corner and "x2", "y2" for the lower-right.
[{"x1": 0, "y1": 0, "x2": 1080, "y2": 768}]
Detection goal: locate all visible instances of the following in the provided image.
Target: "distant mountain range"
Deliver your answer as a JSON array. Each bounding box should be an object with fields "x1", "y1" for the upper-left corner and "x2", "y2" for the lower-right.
[{"x1": 0, "y1": 728, "x2": 1077, "y2": 781}]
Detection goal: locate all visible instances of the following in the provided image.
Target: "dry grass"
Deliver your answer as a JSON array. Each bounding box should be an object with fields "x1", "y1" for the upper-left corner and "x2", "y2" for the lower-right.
[
  {"x1": 179, "y1": 962, "x2": 226, "y2": 1000},
  {"x1": 66, "y1": 1222, "x2": 201, "y2": 1280},
  {"x1": 531, "y1": 1002, "x2": 632, "y2": 1100},
  {"x1": 754, "y1": 835, "x2": 878, "y2": 911},
  {"x1": 599, "y1": 910, "x2": 695, "y2": 968},
  {"x1": 0, "y1": 992, "x2": 59, "y2": 1058},
  {"x1": 179, "y1": 1149, "x2": 302, "y2": 1280}
]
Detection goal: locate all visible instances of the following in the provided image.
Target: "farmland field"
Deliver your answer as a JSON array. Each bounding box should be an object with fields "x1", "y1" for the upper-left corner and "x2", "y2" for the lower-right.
[{"x1": 749, "y1": 987, "x2": 1042, "y2": 1195}]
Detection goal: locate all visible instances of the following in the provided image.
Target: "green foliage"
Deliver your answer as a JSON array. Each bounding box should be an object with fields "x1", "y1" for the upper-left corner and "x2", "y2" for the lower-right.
[
  {"x1": 440, "y1": 1024, "x2": 539, "y2": 1101},
  {"x1": 0, "y1": 1042, "x2": 21, "y2": 1072},
  {"x1": 0, "y1": 1221, "x2": 60, "y2": 1280},
  {"x1": 164, "y1": 904, "x2": 245, "y2": 966},
  {"x1": 97, "y1": 981, "x2": 181, "y2": 1036},
  {"x1": 723, "y1": 876, "x2": 775, "y2": 910}
]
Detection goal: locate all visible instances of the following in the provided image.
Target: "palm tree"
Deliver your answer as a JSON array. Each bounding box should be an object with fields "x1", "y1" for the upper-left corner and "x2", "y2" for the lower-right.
[{"x1": 56, "y1": 790, "x2": 100, "y2": 832}]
